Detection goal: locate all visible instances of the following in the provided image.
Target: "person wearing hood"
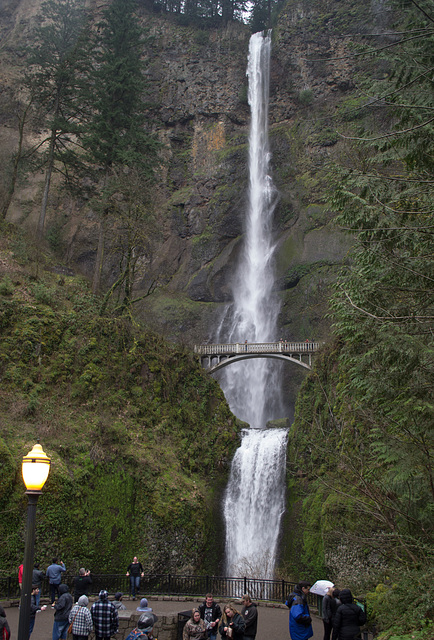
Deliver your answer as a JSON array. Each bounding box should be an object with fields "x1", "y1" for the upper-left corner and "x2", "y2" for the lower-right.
[
  {"x1": 285, "y1": 581, "x2": 313, "y2": 640},
  {"x1": 183, "y1": 608, "x2": 209, "y2": 640},
  {"x1": 332, "y1": 589, "x2": 366, "y2": 640},
  {"x1": 91, "y1": 589, "x2": 119, "y2": 640},
  {"x1": 113, "y1": 592, "x2": 126, "y2": 611},
  {"x1": 69, "y1": 595, "x2": 93, "y2": 640},
  {"x1": 137, "y1": 598, "x2": 152, "y2": 613},
  {"x1": 52, "y1": 584, "x2": 73, "y2": 640}
]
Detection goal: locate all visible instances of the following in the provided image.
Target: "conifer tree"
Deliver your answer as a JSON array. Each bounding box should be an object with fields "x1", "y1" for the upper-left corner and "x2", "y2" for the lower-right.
[
  {"x1": 25, "y1": 0, "x2": 89, "y2": 237},
  {"x1": 82, "y1": 0, "x2": 159, "y2": 295}
]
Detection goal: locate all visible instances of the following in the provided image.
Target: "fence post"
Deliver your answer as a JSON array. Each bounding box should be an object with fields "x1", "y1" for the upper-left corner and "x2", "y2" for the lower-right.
[
  {"x1": 282, "y1": 580, "x2": 285, "y2": 603},
  {"x1": 168, "y1": 574, "x2": 171, "y2": 596},
  {"x1": 243, "y1": 577, "x2": 247, "y2": 594},
  {"x1": 206, "y1": 576, "x2": 209, "y2": 593}
]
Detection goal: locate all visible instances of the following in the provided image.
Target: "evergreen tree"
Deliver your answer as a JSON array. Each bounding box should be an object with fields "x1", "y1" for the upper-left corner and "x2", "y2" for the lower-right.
[
  {"x1": 81, "y1": 0, "x2": 159, "y2": 295},
  {"x1": 25, "y1": 0, "x2": 89, "y2": 236}
]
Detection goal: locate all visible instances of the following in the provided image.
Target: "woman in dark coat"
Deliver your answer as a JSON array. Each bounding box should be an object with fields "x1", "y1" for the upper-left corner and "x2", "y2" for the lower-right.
[
  {"x1": 332, "y1": 589, "x2": 366, "y2": 640},
  {"x1": 218, "y1": 604, "x2": 245, "y2": 640},
  {"x1": 322, "y1": 588, "x2": 341, "y2": 640}
]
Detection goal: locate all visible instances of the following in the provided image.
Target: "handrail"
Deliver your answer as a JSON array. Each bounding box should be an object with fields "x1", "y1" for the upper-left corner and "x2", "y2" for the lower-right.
[{"x1": 194, "y1": 341, "x2": 321, "y2": 355}]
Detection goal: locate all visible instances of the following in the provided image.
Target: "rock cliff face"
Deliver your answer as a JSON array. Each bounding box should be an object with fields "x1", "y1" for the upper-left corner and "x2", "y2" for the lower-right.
[{"x1": 0, "y1": 0, "x2": 389, "y2": 391}]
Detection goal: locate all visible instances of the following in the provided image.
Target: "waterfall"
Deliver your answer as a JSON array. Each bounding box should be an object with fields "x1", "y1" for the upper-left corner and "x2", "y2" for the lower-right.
[{"x1": 217, "y1": 32, "x2": 288, "y2": 579}]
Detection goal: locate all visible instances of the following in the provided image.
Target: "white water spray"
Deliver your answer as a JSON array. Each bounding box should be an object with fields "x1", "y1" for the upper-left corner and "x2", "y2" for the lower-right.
[{"x1": 218, "y1": 32, "x2": 288, "y2": 579}]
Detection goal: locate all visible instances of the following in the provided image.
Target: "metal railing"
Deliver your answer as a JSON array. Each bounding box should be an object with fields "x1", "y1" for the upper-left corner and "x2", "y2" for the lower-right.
[
  {"x1": 194, "y1": 342, "x2": 321, "y2": 356},
  {"x1": 0, "y1": 573, "x2": 298, "y2": 603}
]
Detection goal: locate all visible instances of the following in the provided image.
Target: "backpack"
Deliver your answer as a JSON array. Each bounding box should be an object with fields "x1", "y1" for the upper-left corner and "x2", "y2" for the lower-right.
[{"x1": 126, "y1": 629, "x2": 145, "y2": 640}]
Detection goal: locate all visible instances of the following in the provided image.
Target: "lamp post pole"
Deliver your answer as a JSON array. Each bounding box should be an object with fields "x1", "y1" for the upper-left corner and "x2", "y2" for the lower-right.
[
  {"x1": 17, "y1": 443, "x2": 51, "y2": 640},
  {"x1": 17, "y1": 491, "x2": 41, "y2": 640}
]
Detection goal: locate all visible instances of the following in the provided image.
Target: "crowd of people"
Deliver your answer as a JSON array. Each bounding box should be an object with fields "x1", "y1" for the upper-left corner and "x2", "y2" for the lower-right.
[
  {"x1": 285, "y1": 581, "x2": 367, "y2": 640},
  {"x1": 11, "y1": 557, "x2": 367, "y2": 640}
]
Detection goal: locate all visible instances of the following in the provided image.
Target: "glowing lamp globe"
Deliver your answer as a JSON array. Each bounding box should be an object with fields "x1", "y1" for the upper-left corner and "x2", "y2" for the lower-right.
[{"x1": 22, "y1": 443, "x2": 51, "y2": 492}]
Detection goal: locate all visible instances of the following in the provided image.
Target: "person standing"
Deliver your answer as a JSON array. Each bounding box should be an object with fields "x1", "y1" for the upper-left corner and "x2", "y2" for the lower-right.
[
  {"x1": 219, "y1": 604, "x2": 245, "y2": 640},
  {"x1": 199, "y1": 593, "x2": 221, "y2": 640},
  {"x1": 30, "y1": 586, "x2": 47, "y2": 637},
  {"x1": 183, "y1": 608, "x2": 208, "y2": 640},
  {"x1": 322, "y1": 588, "x2": 341, "y2": 640},
  {"x1": 73, "y1": 568, "x2": 92, "y2": 603},
  {"x1": 69, "y1": 595, "x2": 93, "y2": 640},
  {"x1": 126, "y1": 556, "x2": 144, "y2": 601},
  {"x1": 32, "y1": 564, "x2": 45, "y2": 607},
  {"x1": 47, "y1": 558, "x2": 66, "y2": 605},
  {"x1": 332, "y1": 589, "x2": 366, "y2": 640},
  {"x1": 0, "y1": 604, "x2": 11, "y2": 640},
  {"x1": 240, "y1": 595, "x2": 258, "y2": 640},
  {"x1": 285, "y1": 581, "x2": 313, "y2": 640},
  {"x1": 52, "y1": 584, "x2": 73, "y2": 640},
  {"x1": 18, "y1": 563, "x2": 23, "y2": 592},
  {"x1": 91, "y1": 590, "x2": 119, "y2": 640}
]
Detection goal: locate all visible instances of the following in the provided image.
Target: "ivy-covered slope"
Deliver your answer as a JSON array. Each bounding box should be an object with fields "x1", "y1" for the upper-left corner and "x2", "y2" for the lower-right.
[{"x1": 0, "y1": 223, "x2": 239, "y2": 575}]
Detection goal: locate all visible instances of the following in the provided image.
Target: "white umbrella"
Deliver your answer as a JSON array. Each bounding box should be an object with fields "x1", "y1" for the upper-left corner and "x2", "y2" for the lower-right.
[{"x1": 310, "y1": 580, "x2": 334, "y2": 596}]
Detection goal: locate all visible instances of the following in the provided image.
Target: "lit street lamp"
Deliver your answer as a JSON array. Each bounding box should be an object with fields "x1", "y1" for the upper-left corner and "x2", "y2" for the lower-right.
[{"x1": 17, "y1": 443, "x2": 51, "y2": 640}]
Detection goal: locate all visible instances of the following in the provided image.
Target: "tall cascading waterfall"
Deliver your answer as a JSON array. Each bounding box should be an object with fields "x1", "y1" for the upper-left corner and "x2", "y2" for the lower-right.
[{"x1": 216, "y1": 32, "x2": 288, "y2": 579}]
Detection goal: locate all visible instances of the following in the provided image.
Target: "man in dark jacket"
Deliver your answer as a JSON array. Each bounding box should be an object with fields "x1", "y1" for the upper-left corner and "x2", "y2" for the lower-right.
[
  {"x1": 52, "y1": 584, "x2": 73, "y2": 640},
  {"x1": 199, "y1": 593, "x2": 222, "y2": 640},
  {"x1": 332, "y1": 589, "x2": 366, "y2": 640},
  {"x1": 240, "y1": 594, "x2": 258, "y2": 640},
  {"x1": 32, "y1": 564, "x2": 45, "y2": 607},
  {"x1": 285, "y1": 581, "x2": 313, "y2": 640},
  {"x1": 73, "y1": 568, "x2": 92, "y2": 602}
]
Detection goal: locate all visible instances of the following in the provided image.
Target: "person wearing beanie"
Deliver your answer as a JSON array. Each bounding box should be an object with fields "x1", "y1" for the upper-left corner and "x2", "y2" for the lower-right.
[
  {"x1": 114, "y1": 592, "x2": 126, "y2": 611},
  {"x1": 137, "y1": 598, "x2": 152, "y2": 612},
  {"x1": 332, "y1": 589, "x2": 366, "y2": 640},
  {"x1": 91, "y1": 590, "x2": 119, "y2": 640},
  {"x1": 285, "y1": 581, "x2": 313, "y2": 640},
  {"x1": 69, "y1": 596, "x2": 93, "y2": 640}
]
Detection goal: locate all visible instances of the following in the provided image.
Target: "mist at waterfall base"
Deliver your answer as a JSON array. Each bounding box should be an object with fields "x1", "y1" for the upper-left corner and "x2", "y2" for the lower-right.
[{"x1": 216, "y1": 32, "x2": 289, "y2": 580}]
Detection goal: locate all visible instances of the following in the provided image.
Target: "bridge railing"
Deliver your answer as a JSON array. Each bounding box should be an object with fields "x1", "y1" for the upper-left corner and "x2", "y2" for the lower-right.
[{"x1": 194, "y1": 341, "x2": 321, "y2": 356}]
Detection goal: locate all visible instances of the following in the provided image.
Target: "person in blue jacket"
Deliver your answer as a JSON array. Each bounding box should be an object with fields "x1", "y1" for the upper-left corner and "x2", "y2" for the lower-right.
[{"x1": 285, "y1": 581, "x2": 313, "y2": 640}]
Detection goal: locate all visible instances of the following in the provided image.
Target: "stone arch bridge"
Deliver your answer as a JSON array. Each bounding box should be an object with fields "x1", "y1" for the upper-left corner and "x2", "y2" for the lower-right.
[{"x1": 194, "y1": 341, "x2": 322, "y2": 374}]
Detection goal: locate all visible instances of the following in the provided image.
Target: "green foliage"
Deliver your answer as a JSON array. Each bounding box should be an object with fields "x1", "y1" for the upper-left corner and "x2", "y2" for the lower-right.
[
  {"x1": 289, "y1": 1, "x2": 434, "y2": 634},
  {"x1": 298, "y1": 89, "x2": 313, "y2": 106},
  {"x1": 0, "y1": 276, "x2": 14, "y2": 296},
  {"x1": 0, "y1": 231, "x2": 239, "y2": 574},
  {"x1": 366, "y1": 569, "x2": 434, "y2": 637}
]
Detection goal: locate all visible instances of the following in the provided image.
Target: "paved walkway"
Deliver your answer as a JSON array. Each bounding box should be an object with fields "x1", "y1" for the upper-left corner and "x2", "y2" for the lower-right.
[{"x1": 3, "y1": 597, "x2": 323, "y2": 640}]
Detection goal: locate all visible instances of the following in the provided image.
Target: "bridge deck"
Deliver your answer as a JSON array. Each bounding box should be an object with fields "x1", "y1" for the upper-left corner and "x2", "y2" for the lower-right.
[{"x1": 194, "y1": 341, "x2": 320, "y2": 356}]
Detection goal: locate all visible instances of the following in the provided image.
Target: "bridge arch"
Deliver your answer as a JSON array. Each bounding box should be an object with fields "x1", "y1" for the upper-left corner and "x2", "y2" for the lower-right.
[{"x1": 207, "y1": 352, "x2": 312, "y2": 373}]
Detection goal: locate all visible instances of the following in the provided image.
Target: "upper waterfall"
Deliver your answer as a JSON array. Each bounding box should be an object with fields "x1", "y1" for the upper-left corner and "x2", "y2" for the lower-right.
[{"x1": 217, "y1": 31, "x2": 289, "y2": 579}]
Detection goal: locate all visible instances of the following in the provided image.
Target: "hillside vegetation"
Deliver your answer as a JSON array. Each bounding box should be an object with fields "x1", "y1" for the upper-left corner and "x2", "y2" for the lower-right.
[{"x1": 0, "y1": 222, "x2": 239, "y2": 575}]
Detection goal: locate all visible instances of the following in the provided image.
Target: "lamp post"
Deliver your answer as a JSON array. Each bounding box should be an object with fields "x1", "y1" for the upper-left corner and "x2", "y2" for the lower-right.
[{"x1": 17, "y1": 443, "x2": 51, "y2": 640}]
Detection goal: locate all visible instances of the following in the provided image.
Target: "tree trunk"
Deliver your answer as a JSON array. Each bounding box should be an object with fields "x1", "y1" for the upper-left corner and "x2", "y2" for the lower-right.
[
  {"x1": 1, "y1": 101, "x2": 32, "y2": 220},
  {"x1": 37, "y1": 128, "x2": 56, "y2": 238},
  {"x1": 92, "y1": 217, "x2": 105, "y2": 295}
]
